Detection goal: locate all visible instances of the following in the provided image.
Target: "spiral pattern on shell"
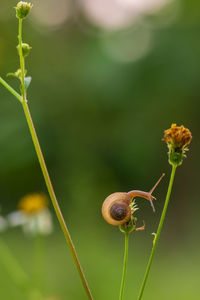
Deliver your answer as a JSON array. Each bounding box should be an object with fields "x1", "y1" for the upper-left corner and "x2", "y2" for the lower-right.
[{"x1": 102, "y1": 192, "x2": 132, "y2": 226}]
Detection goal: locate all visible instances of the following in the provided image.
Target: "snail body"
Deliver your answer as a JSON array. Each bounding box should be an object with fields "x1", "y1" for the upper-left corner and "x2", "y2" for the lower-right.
[{"x1": 102, "y1": 174, "x2": 165, "y2": 226}]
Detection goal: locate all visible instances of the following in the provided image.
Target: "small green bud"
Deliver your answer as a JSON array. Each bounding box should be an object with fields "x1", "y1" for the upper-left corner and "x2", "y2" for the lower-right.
[
  {"x1": 15, "y1": 69, "x2": 22, "y2": 78},
  {"x1": 7, "y1": 68, "x2": 27, "y2": 80},
  {"x1": 17, "y1": 43, "x2": 32, "y2": 57},
  {"x1": 15, "y1": 1, "x2": 33, "y2": 19}
]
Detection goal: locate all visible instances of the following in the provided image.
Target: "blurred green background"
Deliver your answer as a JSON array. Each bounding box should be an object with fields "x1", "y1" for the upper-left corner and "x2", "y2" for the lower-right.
[{"x1": 0, "y1": 0, "x2": 199, "y2": 299}]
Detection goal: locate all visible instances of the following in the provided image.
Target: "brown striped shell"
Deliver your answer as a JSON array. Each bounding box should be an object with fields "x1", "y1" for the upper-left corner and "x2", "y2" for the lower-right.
[{"x1": 102, "y1": 192, "x2": 132, "y2": 226}]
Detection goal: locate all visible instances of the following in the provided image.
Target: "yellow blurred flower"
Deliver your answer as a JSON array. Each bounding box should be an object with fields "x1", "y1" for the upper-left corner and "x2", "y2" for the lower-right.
[
  {"x1": 8, "y1": 193, "x2": 53, "y2": 236},
  {"x1": 18, "y1": 193, "x2": 48, "y2": 215}
]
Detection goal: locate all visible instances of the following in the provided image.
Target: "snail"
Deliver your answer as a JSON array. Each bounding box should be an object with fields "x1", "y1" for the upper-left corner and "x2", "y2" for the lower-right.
[{"x1": 102, "y1": 174, "x2": 165, "y2": 226}]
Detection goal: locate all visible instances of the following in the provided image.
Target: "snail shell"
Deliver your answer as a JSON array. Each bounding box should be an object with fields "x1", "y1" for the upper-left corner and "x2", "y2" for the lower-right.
[{"x1": 102, "y1": 192, "x2": 132, "y2": 226}]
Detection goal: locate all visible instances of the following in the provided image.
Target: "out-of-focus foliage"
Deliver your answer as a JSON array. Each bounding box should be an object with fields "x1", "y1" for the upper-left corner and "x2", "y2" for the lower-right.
[{"x1": 0, "y1": 0, "x2": 199, "y2": 299}]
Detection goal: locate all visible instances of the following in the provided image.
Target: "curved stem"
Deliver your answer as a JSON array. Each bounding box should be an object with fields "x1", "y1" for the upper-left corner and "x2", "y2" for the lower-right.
[
  {"x1": 18, "y1": 19, "x2": 93, "y2": 300},
  {"x1": 0, "y1": 77, "x2": 22, "y2": 103},
  {"x1": 119, "y1": 232, "x2": 129, "y2": 300},
  {"x1": 22, "y1": 101, "x2": 93, "y2": 299},
  {"x1": 137, "y1": 164, "x2": 177, "y2": 300}
]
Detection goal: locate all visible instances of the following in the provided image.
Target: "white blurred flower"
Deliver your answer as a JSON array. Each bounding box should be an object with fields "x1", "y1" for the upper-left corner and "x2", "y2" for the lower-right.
[
  {"x1": 23, "y1": 209, "x2": 53, "y2": 236},
  {"x1": 7, "y1": 193, "x2": 53, "y2": 236},
  {"x1": 7, "y1": 211, "x2": 27, "y2": 226}
]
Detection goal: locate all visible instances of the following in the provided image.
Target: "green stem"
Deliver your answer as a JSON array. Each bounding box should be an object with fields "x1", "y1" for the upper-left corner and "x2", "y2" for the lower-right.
[
  {"x1": 21, "y1": 88, "x2": 93, "y2": 300},
  {"x1": 17, "y1": 18, "x2": 93, "y2": 300},
  {"x1": 18, "y1": 18, "x2": 26, "y2": 102},
  {"x1": 0, "y1": 77, "x2": 22, "y2": 103},
  {"x1": 0, "y1": 14, "x2": 93, "y2": 300},
  {"x1": 137, "y1": 164, "x2": 177, "y2": 300},
  {"x1": 119, "y1": 232, "x2": 129, "y2": 300},
  {"x1": 33, "y1": 234, "x2": 46, "y2": 293}
]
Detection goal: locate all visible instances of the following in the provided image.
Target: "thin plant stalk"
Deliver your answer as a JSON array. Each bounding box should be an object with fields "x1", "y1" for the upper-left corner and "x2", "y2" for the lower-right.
[
  {"x1": 18, "y1": 18, "x2": 93, "y2": 300},
  {"x1": 21, "y1": 100, "x2": 94, "y2": 299},
  {"x1": 33, "y1": 234, "x2": 46, "y2": 293},
  {"x1": 18, "y1": 18, "x2": 26, "y2": 100},
  {"x1": 137, "y1": 164, "x2": 177, "y2": 300},
  {"x1": 0, "y1": 16, "x2": 93, "y2": 300},
  {"x1": 0, "y1": 77, "x2": 22, "y2": 103},
  {"x1": 0, "y1": 85, "x2": 93, "y2": 300},
  {"x1": 119, "y1": 232, "x2": 129, "y2": 300}
]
